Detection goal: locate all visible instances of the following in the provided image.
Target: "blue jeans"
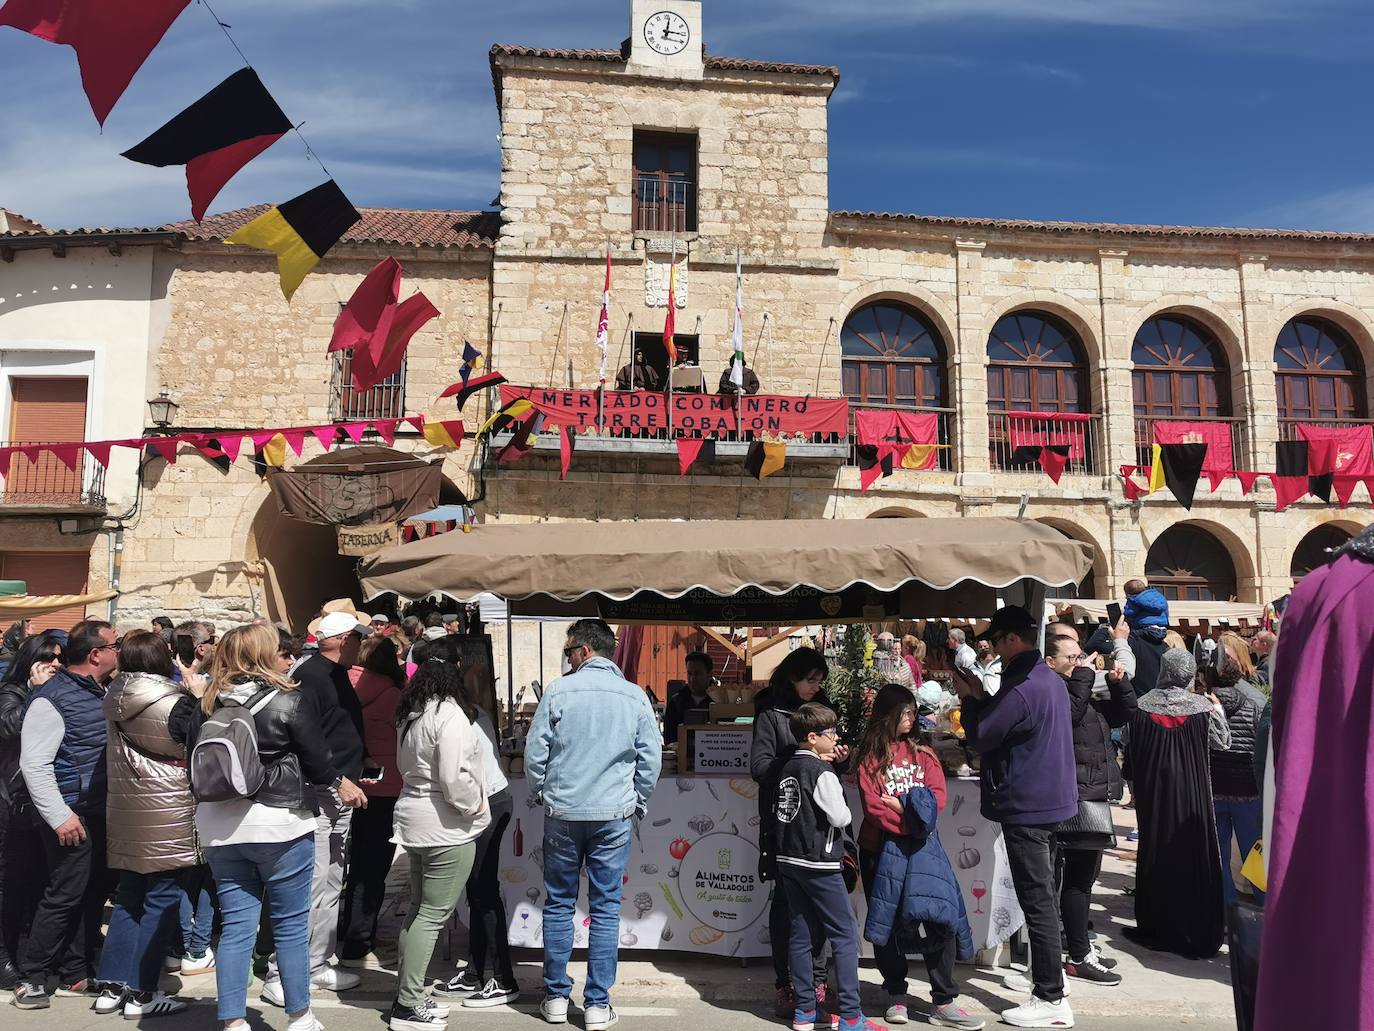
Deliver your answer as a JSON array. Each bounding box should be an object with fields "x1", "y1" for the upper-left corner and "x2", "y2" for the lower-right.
[
  {"x1": 1215, "y1": 798, "x2": 1264, "y2": 908},
  {"x1": 541, "y1": 816, "x2": 632, "y2": 1008},
  {"x1": 96, "y1": 870, "x2": 185, "y2": 992},
  {"x1": 780, "y1": 869, "x2": 861, "y2": 1021},
  {"x1": 179, "y1": 864, "x2": 216, "y2": 954},
  {"x1": 208, "y1": 836, "x2": 314, "y2": 1021}
]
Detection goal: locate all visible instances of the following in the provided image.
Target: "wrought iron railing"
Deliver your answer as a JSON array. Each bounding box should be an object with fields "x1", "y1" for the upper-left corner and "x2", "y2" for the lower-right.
[
  {"x1": 988, "y1": 412, "x2": 1100, "y2": 475},
  {"x1": 1133, "y1": 415, "x2": 1247, "y2": 470},
  {"x1": 633, "y1": 176, "x2": 694, "y2": 233},
  {"x1": 329, "y1": 351, "x2": 407, "y2": 422},
  {"x1": 847, "y1": 404, "x2": 955, "y2": 472},
  {"x1": 0, "y1": 442, "x2": 107, "y2": 508}
]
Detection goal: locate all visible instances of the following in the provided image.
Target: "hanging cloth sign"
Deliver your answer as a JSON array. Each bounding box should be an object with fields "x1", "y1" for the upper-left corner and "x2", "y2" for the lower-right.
[
  {"x1": 336, "y1": 522, "x2": 401, "y2": 556},
  {"x1": 499, "y1": 386, "x2": 848, "y2": 437}
]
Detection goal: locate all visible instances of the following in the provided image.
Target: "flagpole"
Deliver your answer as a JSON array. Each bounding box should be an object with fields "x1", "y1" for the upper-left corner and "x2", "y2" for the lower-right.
[
  {"x1": 734, "y1": 246, "x2": 744, "y2": 443},
  {"x1": 667, "y1": 235, "x2": 676, "y2": 436}
]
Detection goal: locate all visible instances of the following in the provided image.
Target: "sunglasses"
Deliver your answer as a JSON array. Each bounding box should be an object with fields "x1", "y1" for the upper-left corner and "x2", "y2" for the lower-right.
[{"x1": 562, "y1": 644, "x2": 585, "y2": 658}]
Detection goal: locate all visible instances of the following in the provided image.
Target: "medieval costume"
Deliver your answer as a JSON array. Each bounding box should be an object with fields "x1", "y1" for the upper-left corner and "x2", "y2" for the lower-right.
[
  {"x1": 1124, "y1": 649, "x2": 1226, "y2": 959},
  {"x1": 1256, "y1": 527, "x2": 1374, "y2": 1031}
]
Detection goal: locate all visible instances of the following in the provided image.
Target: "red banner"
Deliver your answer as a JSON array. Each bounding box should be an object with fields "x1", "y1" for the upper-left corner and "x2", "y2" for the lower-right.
[
  {"x1": 498, "y1": 386, "x2": 849, "y2": 437},
  {"x1": 854, "y1": 410, "x2": 940, "y2": 471},
  {"x1": 1005, "y1": 411, "x2": 1092, "y2": 461},
  {"x1": 1152, "y1": 421, "x2": 1233, "y2": 474},
  {"x1": 1294, "y1": 423, "x2": 1374, "y2": 476}
]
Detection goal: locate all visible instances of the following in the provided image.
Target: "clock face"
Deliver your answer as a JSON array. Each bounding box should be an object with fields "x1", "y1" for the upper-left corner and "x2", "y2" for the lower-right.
[{"x1": 643, "y1": 10, "x2": 690, "y2": 56}]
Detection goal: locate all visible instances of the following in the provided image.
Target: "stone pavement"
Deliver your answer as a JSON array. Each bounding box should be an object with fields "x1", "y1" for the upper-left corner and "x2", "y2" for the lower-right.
[{"x1": 6, "y1": 807, "x2": 1238, "y2": 1030}]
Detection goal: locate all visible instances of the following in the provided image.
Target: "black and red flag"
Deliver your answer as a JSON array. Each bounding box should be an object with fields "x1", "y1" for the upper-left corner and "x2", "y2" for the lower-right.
[
  {"x1": 122, "y1": 68, "x2": 292, "y2": 222},
  {"x1": 855, "y1": 444, "x2": 894, "y2": 492},
  {"x1": 1272, "y1": 440, "x2": 1311, "y2": 512},
  {"x1": 440, "y1": 372, "x2": 507, "y2": 413},
  {"x1": 676, "y1": 437, "x2": 716, "y2": 477},
  {"x1": 0, "y1": 0, "x2": 191, "y2": 125}
]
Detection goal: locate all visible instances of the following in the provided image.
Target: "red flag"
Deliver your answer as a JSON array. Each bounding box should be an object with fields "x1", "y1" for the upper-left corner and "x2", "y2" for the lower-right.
[
  {"x1": 854, "y1": 410, "x2": 939, "y2": 471},
  {"x1": 560, "y1": 425, "x2": 576, "y2": 480},
  {"x1": 1295, "y1": 423, "x2": 1374, "y2": 476},
  {"x1": 1270, "y1": 473, "x2": 1309, "y2": 512},
  {"x1": 1334, "y1": 476, "x2": 1363, "y2": 508},
  {"x1": 0, "y1": 0, "x2": 191, "y2": 125},
  {"x1": 47, "y1": 443, "x2": 81, "y2": 471},
  {"x1": 1206, "y1": 469, "x2": 1229, "y2": 492},
  {"x1": 354, "y1": 292, "x2": 439, "y2": 391},
  {"x1": 329, "y1": 258, "x2": 402, "y2": 357},
  {"x1": 250, "y1": 430, "x2": 281, "y2": 451},
  {"x1": 371, "y1": 419, "x2": 398, "y2": 446},
  {"x1": 86, "y1": 440, "x2": 112, "y2": 468},
  {"x1": 1236, "y1": 471, "x2": 1261, "y2": 495},
  {"x1": 280, "y1": 429, "x2": 309, "y2": 457},
  {"x1": 676, "y1": 437, "x2": 715, "y2": 476},
  {"x1": 148, "y1": 435, "x2": 181, "y2": 463},
  {"x1": 310, "y1": 426, "x2": 337, "y2": 452},
  {"x1": 663, "y1": 260, "x2": 678, "y2": 366},
  {"x1": 341, "y1": 422, "x2": 368, "y2": 444},
  {"x1": 216, "y1": 433, "x2": 246, "y2": 462},
  {"x1": 1152, "y1": 421, "x2": 1233, "y2": 475},
  {"x1": 1038, "y1": 446, "x2": 1069, "y2": 484}
]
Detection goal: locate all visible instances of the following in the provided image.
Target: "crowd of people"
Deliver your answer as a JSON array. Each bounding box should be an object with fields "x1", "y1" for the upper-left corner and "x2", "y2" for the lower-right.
[{"x1": 0, "y1": 580, "x2": 1273, "y2": 1031}]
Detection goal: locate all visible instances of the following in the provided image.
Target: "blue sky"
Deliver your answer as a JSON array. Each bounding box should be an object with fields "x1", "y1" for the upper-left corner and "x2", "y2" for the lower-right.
[{"x1": 2, "y1": 0, "x2": 1371, "y2": 232}]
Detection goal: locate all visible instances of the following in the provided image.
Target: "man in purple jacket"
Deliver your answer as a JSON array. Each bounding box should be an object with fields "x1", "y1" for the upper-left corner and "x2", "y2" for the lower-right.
[{"x1": 954, "y1": 606, "x2": 1077, "y2": 1029}]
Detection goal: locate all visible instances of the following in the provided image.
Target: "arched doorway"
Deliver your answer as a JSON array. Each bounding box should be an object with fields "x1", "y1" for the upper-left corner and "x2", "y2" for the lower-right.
[
  {"x1": 248, "y1": 446, "x2": 466, "y2": 629},
  {"x1": 1290, "y1": 523, "x2": 1355, "y2": 582},
  {"x1": 1145, "y1": 523, "x2": 1238, "y2": 602}
]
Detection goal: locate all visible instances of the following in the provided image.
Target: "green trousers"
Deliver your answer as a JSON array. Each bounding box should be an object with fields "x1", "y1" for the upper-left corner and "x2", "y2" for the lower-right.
[{"x1": 395, "y1": 842, "x2": 476, "y2": 1008}]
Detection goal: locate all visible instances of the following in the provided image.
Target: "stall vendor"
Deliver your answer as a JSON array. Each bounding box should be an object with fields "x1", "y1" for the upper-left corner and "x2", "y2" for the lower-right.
[{"x1": 663, "y1": 650, "x2": 715, "y2": 746}]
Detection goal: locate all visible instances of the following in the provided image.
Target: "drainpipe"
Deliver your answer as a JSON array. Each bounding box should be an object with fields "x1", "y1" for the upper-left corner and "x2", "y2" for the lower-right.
[{"x1": 108, "y1": 526, "x2": 124, "y2": 624}]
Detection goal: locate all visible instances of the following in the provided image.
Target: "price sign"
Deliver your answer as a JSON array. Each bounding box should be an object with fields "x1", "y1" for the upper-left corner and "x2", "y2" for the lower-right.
[{"x1": 689, "y1": 728, "x2": 752, "y2": 773}]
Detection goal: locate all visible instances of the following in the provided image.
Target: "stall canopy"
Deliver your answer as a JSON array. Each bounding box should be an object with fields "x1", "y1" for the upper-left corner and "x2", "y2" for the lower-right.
[
  {"x1": 0, "y1": 590, "x2": 117, "y2": 621},
  {"x1": 359, "y1": 518, "x2": 1094, "y2": 624}
]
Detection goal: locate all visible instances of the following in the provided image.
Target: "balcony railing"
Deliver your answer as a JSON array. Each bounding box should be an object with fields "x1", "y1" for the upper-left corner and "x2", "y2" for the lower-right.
[
  {"x1": 633, "y1": 176, "x2": 694, "y2": 234},
  {"x1": 1277, "y1": 417, "x2": 1374, "y2": 441},
  {"x1": 0, "y1": 442, "x2": 107, "y2": 509},
  {"x1": 330, "y1": 351, "x2": 407, "y2": 422},
  {"x1": 1133, "y1": 415, "x2": 1247, "y2": 470},
  {"x1": 988, "y1": 412, "x2": 1099, "y2": 475},
  {"x1": 848, "y1": 404, "x2": 955, "y2": 472}
]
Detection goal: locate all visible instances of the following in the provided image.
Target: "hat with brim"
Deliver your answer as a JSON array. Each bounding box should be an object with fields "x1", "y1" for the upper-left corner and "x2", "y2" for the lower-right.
[
  {"x1": 975, "y1": 605, "x2": 1038, "y2": 644},
  {"x1": 309, "y1": 599, "x2": 373, "y2": 639}
]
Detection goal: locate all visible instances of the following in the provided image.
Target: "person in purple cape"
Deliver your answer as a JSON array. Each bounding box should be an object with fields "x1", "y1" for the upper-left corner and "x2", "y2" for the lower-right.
[{"x1": 1256, "y1": 525, "x2": 1374, "y2": 1031}]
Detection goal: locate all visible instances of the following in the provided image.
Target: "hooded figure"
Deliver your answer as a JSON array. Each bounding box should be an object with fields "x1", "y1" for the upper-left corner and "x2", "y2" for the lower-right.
[
  {"x1": 1124, "y1": 587, "x2": 1170, "y2": 698},
  {"x1": 1125, "y1": 648, "x2": 1226, "y2": 959}
]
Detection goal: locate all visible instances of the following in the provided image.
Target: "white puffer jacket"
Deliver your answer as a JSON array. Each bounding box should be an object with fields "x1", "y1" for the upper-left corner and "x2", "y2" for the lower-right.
[{"x1": 392, "y1": 698, "x2": 488, "y2": 848}]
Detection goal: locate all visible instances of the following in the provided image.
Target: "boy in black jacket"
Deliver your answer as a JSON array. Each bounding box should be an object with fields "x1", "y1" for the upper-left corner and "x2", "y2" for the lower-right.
[{"x1": 775, "y1": 703, "x2": 885, "y2": 1031}]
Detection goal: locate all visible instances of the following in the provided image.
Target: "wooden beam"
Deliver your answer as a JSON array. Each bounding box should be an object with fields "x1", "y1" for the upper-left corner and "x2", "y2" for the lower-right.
[
  {"x1": 698, "y1": 625, "x2": 745, "y2": 662},
  {"x1": 752, "y1": 626, "x2": 807, "y2": 657}
]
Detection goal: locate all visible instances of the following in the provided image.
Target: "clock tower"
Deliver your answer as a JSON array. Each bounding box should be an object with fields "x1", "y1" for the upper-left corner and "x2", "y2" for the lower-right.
[{"x1": 627, "y1": 0, "x2": 704, "y2": 78}]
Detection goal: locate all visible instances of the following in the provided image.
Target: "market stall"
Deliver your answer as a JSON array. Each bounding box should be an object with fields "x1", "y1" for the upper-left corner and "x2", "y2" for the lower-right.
[{"x1": 359, "y1": 517, "x2": 1090, "y2": 956}]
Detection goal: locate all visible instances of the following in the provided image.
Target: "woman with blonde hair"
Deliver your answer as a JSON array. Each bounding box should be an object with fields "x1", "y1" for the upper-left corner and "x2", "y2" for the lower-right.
[{"x1": 173, "y1": 623, "x2": 366, "y2": 1031}]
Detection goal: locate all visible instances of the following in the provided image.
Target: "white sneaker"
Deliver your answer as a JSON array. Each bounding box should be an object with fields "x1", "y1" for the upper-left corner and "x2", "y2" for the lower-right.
[
  {"x1": 1000, "y1": 995, "x2": 1074, "y2": 1028},
  {"x1": 540, "y1": 997, "x2": 569, "y2": 1024},
  {"x1": 312, "y1": 967, "x2": 362, "y2": 992},
  {"x1": 1002, "y1": 972, "x2": 1071, "y2": 997},
  {"x1": 122, "y1": 991, "x2": 189, "y2": 1020},
  {"x1": 180, "y1": 948, "x2": 215, "y2": 976},
  {"x1": 260, "y1": 978, "x2": 286, "y2": 1008},
  {"x1": 420, "y1": 999, "x2": 451, "y2": 1020},
  {"x1": 584, "y1": 1005, "x2": 618, "y2": 1031},
  {"x1": 287, "y1": 1012, "x2": 326, "y2": 1031},
  {"x1": 93, "y1": 986, "x2": 129, "y2": 1014},
  {"x1": 884, "y1": 997, "x2": 908, "y2": 1024}
]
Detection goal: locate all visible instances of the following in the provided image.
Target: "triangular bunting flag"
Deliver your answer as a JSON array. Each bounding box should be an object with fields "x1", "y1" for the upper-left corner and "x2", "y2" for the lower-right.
[
  {"x1": 259, "y1": 433, "x2": 289, "y2": 469},
  {"x1": 1236, "y1": 471, "x2": 1261, "y2": 496},
  {"x1": 1306, "y1": 437, "x2": 1338, "y2": 503},
  {"x1": 121, "y1": 67, "x2": 292, "y2": 221},
  {"x1": 676, "y1": 437, "x2": 716, "y2": 477},
  {"x1": 421, "y1": 419, "x2": 465, "y2": 449},
  {"x1": 217, "y1": 433, "x2": 245, "y2": 463},
  {"x1": 1159, "y1": 442, "x2": 1207, "y2": 510},
  {"x1": 1038, "y1": 445, "x2": 1070, "y2": 484},
  {"x1": 196, "y1": 438, "x2": 232, "y2": 474},
  {"x1": 403, "y1": 415, "x2": 426, "y2": 433},
  {"x1": 86, "y1": 440, "x2": 113, "y2": 468},
  {"x1": 341, "y1": 422, "x2": 369, "y2": 444},
  {"x1": 440, "y1": 371, "x2": 507, "y2": 411},
  {"x1": 280, "y1": 429, "x2": 309, "y2": 457},
  {"x1": 225, "y1": 180, "x2": 361, "y2": 301},
  {"x1": 1206, "y1": 469, "x2": 1229, "y2": 492},
  {"x1": 47, "y1": 444, "x2": 81, "y2": 472},
  {"x1": 371, "y1": 419, "x2": 398, "y2": 446},
  {"x1": 250, "y1": 429, "x2": 281, "y2": 452},
  {"x1": 744, "y1": 439, "x2": 786, "y2": 480},
  {"x1": 560, "y1": 425, "x2": 576, "y2": 480},
  {"x1": 148, "y1": 435, "x2": 180, "y2": 464},
  {"x1": 1147, "y1": 444, "x2": 1167, "y2": 495},
  {"x1": 0, "y1": 0, "x2": 191, "y2": 125},
  {"x1": 1334, "y1": 476, "x2": 1362, "y2": 509},
  {"x1": 311, "y1": 426, "x2": 338, "y2": 452}
]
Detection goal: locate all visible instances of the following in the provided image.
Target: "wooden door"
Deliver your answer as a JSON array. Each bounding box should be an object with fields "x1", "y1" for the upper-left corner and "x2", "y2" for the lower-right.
[
  {"x1": 0, "y1": 551, "x2": 92, "y2": 632},
  {"x1": 6, "y1": 377, "x2": 88, "y2": 502}
]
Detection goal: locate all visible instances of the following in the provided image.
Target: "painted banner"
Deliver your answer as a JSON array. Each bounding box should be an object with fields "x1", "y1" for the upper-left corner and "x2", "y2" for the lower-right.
[
  {"x1": 1294, "y1": 423, "x2": 1374, "y2": 476},
  {"x1": 489, "y1": 775, "x2": 1021, "y2": 957},
  {"x1": 499, "y1": 386, "x2": 849, "y2": 437},
  {"x1": 1152, "y1": 420, "x2": 1234, "y2": 474},
  {"x1": 853, "y1": 410, "x2": 941, "y2": 471},
  {"x1": 1005, "y1": 411, "x2": 1092, "y2": 461},
  {"x1": 336, "y1": 522, "x2": 400, "y2": 556}
]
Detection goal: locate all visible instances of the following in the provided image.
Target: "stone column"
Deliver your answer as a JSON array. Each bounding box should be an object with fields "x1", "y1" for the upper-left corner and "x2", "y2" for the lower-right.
[
  {"x1": 1097, "y1": 249, "x2": 1137, "y2": 480},
  {"x1": 1239, "y1": 254, "x2": 1277, "y2": 470},
  {"x1": 953, "y1": 239, "x2": 990, "y2": 484}
]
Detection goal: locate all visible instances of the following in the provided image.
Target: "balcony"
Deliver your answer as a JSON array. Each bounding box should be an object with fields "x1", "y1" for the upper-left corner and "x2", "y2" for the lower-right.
[
  {"x1": 988, "y1": 412, "x2": 1099, "y2": 476},
  {"x1": 1133, "y1": 415, "x2": 1247, "y2": 470},
  {"x1": 633, "y1": 176, "x2": 694, "y2": 234},
  {"x1": 1277, "y1": 417, "x2": 1374, "y2": 441},
  {"x1": 848, "y1": 405, "x2": 955, "y2": 471},
  {"x1": 1, "y1": 442, "x2": 107, "y2": 511}
]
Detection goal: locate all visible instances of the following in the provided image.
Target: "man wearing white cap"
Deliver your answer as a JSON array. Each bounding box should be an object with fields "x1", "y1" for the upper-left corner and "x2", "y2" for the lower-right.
[{"x1": 262, "y1": 603, "x2": 372, "y2": 1004}]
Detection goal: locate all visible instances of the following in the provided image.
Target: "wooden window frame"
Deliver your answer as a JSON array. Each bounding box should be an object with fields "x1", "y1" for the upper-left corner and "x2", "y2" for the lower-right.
[
  {"x1": 632, "y1": 130, "x2": 698, "y2": 233},
  {"x1": 985, "y1": 311, "x2": 1089, "y2": 414},
  {"x1": 840, "y1": 302, "x2": 949, "y2": 410},
  {"x1": 1132, "y1": 315, "x2": 1232, "y2": 420}
]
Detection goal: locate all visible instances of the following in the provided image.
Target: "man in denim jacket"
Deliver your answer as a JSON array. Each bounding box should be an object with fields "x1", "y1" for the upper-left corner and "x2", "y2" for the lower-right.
[{"x1": 525, "y1": 619, "x2": 661, "y2": 1031}]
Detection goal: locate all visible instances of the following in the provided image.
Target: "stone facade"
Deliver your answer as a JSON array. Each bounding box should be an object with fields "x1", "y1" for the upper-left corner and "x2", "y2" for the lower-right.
[{"x1": 5, "y1": 0, "x2": 1372, "y2": 637}]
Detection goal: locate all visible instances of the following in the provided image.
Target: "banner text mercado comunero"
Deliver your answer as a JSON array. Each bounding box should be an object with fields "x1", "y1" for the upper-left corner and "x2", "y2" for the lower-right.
[{"x1": 499, "y1": 386, "x2": 849, "y2": 436}]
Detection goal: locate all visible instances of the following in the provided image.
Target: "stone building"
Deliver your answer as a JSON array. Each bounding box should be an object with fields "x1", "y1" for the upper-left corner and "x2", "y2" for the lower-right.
[{"x1": 2, "y1": 0, "x2": 1370, "y2": 635}]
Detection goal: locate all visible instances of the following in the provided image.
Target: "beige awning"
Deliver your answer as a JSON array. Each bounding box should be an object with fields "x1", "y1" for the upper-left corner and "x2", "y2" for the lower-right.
[
  {"x1": 0, "y1": 590, "x2": 117, "y2": 620},
  {"x1": 1050, "y1": 598, "x2": 1265, "y2": 627},
  {"x1": 359, "y1": 518, "x2": 1093, "y2": 622}
]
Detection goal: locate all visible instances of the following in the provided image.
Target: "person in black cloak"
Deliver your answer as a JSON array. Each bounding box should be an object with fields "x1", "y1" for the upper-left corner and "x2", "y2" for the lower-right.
[{"x1": 1124, "y1": 647, "x2": 1229, "y2": 959}]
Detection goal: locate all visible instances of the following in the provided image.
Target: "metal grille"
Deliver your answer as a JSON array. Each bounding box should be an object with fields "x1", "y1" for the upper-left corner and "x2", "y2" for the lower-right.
[
  {"x1": 633, "y1": 176, "x2": 694, "y2": 234},
  {"x1": 0, "y1": 442, "x2": 107, "y2": 508},
  {"x1": 988, "y1": 413, "x2": 1099, "y2": 475},
  {"x1": 329, "y1": 351, "x2": 408, "y2": 422}
]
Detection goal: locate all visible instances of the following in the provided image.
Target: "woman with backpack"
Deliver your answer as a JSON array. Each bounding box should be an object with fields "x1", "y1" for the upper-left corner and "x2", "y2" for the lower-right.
[
  {"x1": 388, "y1": 650, "x2": 489, "y2": 1031},
  {"x1": 88, "y1": 630, "x2": 197, "y2": 1019},
  {"x1": 178, "y1": 623, "x2": 367, "y2": 1031}
]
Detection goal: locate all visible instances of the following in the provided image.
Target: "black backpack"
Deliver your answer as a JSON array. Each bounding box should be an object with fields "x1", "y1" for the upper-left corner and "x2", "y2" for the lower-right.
[{"x1": 189, "y1": 687, "x2": 276, "y2": 802}]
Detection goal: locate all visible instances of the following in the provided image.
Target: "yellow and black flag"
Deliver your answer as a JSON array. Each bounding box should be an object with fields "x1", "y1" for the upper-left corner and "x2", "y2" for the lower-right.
[
  {"x1": 226, "y1": 180, "x2": 361, "y2": 301},
  {"x1": 744, "y1": 439, "x2": 787, "y2": 480},
  {"x1": 122, "y1": 68, "x2": 292, "y2": 222},
  {"x1": 477, "y1": 397, "x2": 535, "y2": 438}
]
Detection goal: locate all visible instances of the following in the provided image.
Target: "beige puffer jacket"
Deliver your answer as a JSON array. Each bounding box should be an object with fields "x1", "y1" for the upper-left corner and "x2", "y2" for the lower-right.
[{"x1": 104, "y1": 671, "x2": 200, "y2": 872}]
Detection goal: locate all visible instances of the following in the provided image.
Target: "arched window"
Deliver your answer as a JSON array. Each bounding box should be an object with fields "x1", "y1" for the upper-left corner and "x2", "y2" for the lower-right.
[
  {"x1": 841, "y1": 301, "x2": 948, "y2": 409},
  {"x1": 1132, "y1": 315, "x2": 1232, "y2": 419},
  {"x1": 986, "y1": 311, "x2": 1089, "y2": 413},
  {"x1": 1274, "y1": 316, "x2": 1367, "y2": 423},
  {"x1": 1145, "y1": 523, "x2": 1238, "y2": 602},
  {"x1": 1290, "y1": 523, "x2": 1354, "y2": 581}
]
